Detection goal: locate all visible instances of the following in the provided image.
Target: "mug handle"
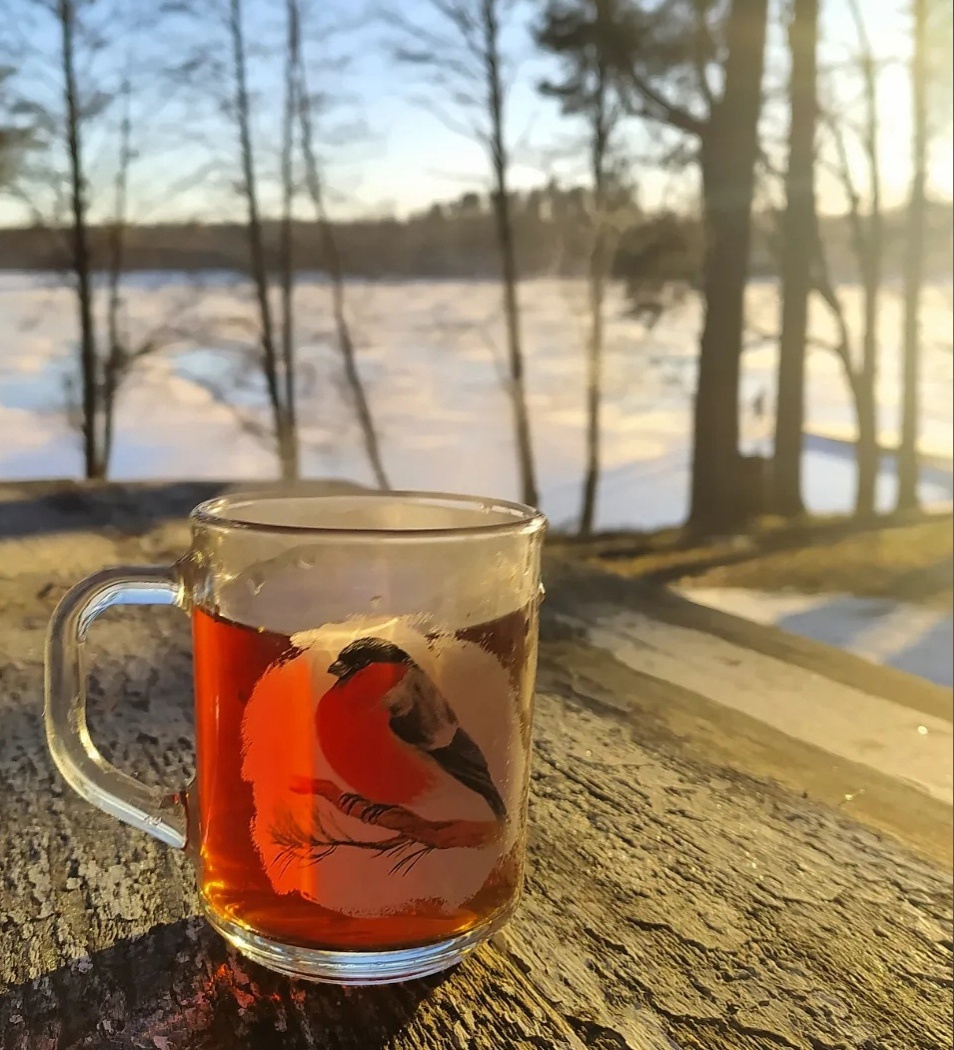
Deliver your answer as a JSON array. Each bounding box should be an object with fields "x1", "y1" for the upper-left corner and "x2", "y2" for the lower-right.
[{"x1": 44, "y1": 565, "x2": 189, "y2": 849}]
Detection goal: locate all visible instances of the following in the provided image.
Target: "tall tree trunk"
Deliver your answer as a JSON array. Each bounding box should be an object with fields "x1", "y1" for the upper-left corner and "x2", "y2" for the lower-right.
[
  {"x1": 278, "y1": 0, "x2": 300, "y2": 480},
  {"x1": 102, "y1": 72, "x2": 132, "y2": 478},
  {"x1": 581, "y1": 256, "x2": 605, "y2": 536},
  {"x1": 295, "y1": 51, "x2": 390, "y2": 491},
  {"x1": 59, "y1": 0, "x2": 99, "y2": 479},
  {"x1": 772, "y1": 0, "x2": 818, "y2": 518},
  {"x1": 850, "y1": 0, "x2": 882, "y2": 517},
  {"x1": 855, "y1": 260, "x2": 881, "y2": 518},
  {"x1": 897, "y1": 0, "x2": 928, "y2": 511},
  {"x1": 483, "y1": 0, "x2": 538, "y2": 509},
  {"x1": 579, "y1": 61, "x2": 610, "y2": 537},
  {"x1": 689, "y1": 0, "x2": 769, "y2": 535},
  {"x1": 228, "y1": 0, "x2": 296, "y2": 480},
  {"x1": 854, "y1": 274, "x2": 880, "y2": 518}
]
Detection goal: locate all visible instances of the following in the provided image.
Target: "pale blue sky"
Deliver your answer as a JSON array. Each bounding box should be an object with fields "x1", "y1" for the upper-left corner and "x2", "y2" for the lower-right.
[{"x1": 1, "y1": 0, "x2": 950, "y2": 227}]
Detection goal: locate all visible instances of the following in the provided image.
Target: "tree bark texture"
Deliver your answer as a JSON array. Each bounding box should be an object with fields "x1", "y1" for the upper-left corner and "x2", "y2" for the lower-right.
[
  {"x1": 228, "y1": 0, "x2": 298, "y2": 481},
  {"x1": 0, "y1": 482, "x2": 949, "y2": 1049},
  {"x1": 689, "y1": 0, "x2": 770, "y2": 535},
  {"x1": 848, "y1": 0, "x2": 883, "y2": 518},
  {"x1": 578, "y1": 58, "x2": 610, "y2": 538},
  {"x1": 772, "y1": 0, "x2": 819, "y2": 518},
  {"x1": 483, "y1": 0, "x2": 539, "y2": 510},
  {"x1": 59, "y1": 0, "x2": 100, "y2": 480}
]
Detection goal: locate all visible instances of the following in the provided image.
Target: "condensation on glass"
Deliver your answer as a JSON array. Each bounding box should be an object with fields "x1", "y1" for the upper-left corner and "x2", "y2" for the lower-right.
[{"x1": 45, "y1": 491, "x2": 546, "y2": 983}]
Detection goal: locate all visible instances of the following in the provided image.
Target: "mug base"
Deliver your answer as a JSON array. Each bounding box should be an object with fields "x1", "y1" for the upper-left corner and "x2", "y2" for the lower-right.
[{"x1": 201, "y1": 898, "x2": 512, "y2": 985}]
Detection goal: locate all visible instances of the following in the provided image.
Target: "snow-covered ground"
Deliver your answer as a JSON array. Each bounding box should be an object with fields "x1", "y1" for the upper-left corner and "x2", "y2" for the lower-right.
[
  {"x1": 683, "y1": 587, "x2": 953, "y2": 689},
  {"x1": 564, "y1": 601, "x2": 952, "y2": 802},
  {"x1": 1, "y1": 272, "x2": 951, "y2": 532}
]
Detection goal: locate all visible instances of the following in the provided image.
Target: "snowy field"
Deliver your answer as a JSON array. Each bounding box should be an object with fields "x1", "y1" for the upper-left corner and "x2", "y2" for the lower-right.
[
  {"x1": 0, "y1": 272, "x2": 951, "y2": 532},
  {"x1": 683, "y1": 587, "x2": 953, "y2": 688}
]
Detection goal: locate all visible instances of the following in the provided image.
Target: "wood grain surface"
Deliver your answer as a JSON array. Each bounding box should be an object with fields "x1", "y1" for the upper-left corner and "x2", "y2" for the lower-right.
[{"x1": 0, "y1": 483, "x2": 950, "y2": 1050}]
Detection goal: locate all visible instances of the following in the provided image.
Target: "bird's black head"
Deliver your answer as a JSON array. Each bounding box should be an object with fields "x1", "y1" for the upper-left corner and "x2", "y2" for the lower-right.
[{"x1": 328, "y1": 637, "x2": 412, "y2": 680}]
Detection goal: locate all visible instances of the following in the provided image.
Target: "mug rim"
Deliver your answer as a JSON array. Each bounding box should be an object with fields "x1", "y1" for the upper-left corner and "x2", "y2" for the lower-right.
[{"x1": 190, "y1": 489, "x2": 547, "y2": 539}]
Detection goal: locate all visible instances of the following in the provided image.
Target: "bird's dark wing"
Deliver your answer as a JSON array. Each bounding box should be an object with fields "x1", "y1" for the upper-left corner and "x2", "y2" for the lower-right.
[
  {"x1": 428, "y1": 728, "x2": 507, "y2": 821},
  {"x1": 387, "y1": 669, "x2": 456, "y2": 748},
  {"x1": 387, "y1": 668, "x2": 506, "y2": 821}
]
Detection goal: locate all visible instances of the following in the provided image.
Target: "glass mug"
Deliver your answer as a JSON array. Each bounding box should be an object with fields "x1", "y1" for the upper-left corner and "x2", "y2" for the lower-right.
[{"x1": 45, "y1": 491, "x2": 546, "y2": 984}]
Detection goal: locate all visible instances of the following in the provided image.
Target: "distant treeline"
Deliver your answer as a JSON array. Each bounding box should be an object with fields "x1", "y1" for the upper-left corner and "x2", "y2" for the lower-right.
[{"x1": 0, "y1": 189, "x2": 951, "y2": 281}]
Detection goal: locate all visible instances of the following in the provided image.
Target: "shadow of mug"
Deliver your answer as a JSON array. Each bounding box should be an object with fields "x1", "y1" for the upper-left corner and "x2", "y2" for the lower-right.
[{"x1": 0, "y1": 917, "x2": 454, "y2": 1050}]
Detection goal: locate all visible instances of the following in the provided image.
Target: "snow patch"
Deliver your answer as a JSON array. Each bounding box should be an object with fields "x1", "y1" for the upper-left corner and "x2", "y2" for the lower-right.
[{"x1": 683, "y1": 587, "x2": 953, "y2": 689}]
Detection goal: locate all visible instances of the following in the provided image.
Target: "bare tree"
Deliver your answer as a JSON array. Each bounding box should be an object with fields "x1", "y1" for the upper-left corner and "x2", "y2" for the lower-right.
[
  {"x1": 293, "y1": 0, "x2": 390, "y2": 490},
  {"x1": 227, "y1": 0, "x2": 299, "y2": 480},
  {"x1": 166, "y1": 0, "x2": 383, "y2": 483},
  {"x1": 809, "y1": 219, "x2": 866, "y2": 469},
  {"x1": 58, "y1": 0, "x2": 99, "y2": 478},
  {"x1": 566, "y1": 0, "x2": 770, "y2": 534},
  {"x1": 100, "y1": 69, "x2": 132, "y2": 473},
  {"x1": 846, "y1": 0, "x2": 882, "y2": 517},
  {"x1": 817, "y1": 2, "x2": 885, "y2": 518},
  {"x1": 896, "y1": 0, "x2": 930, "y2": 510},
  {"x1": 392, "y1": 0, "x2": 539, "y2": 507},
  {"x1": 278, "y1": 0, "x2": 298, "y2": 469},
  {"x1": 690, "y1": 0, "x2": 770, "y2": 533},
  {"x1": 93, "y1": 64, "x2": 190, "y2": 475},
  {"x1": 757, "y1": 200, "x2": 868, "y2": 506},
  {"x1": 537, "y1": 0, "x2": 632, "y2": 535},
  {"x1": 771, "y1": 0, "x2": 819, "y2": 517},
  {"x1": 9, "y1": 2, "x2": 184, "y2": 476}
]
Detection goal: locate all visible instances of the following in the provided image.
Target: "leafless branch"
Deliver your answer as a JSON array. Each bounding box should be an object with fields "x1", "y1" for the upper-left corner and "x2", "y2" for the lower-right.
[
  {"x1": 387, "y1": 0, "x2": 537, "y2": 505},
  {"x1": 809, "y1": 217, "x2": 863, "y2": 408},
  {"x1": 821, "y1": 110, "x2": 868, "y2": 272},
  {"x1": 188, "y1": 371, "x2": 274, "y2": 445},
  {"x1": 296, "y1": 13, "x2": 390, "y2": 489},
  {"x1": 691, "y1": 0, "x2": 717, "y2": 109},
  {"x1": 288, "y1": 777, "x2": 499, "y2": 849},
  {"x1": 101, "y1": 66, "x2": 133, "y2": 473},
  {"x1": 628, "y1": 69, "x2": 707, "y2": 137},
  {"x1": 227, "y1": 0, "x2": 297, "y2": 478}
]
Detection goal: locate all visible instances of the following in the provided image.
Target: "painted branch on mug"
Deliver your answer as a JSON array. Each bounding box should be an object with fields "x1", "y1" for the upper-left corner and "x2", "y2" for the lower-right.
[{"x1": 288, "y1": 775, "x2": 501, "y2": 848}]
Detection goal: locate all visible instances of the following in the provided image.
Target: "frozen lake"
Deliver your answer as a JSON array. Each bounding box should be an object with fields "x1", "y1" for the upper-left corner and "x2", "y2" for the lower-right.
[{"x1": 0, "y1": 272, "x2": 951, "y2": 532}]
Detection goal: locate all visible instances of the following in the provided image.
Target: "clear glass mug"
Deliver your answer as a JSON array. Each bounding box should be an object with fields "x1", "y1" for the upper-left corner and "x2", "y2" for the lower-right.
[{"x1": 44, "y1": 491, "x2": 546, "y2": 984}]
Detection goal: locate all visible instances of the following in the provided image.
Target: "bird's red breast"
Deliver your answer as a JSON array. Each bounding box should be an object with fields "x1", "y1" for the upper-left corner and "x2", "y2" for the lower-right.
[{"x1": 316, "y1": 663, "x2": 435, "y2": 805}]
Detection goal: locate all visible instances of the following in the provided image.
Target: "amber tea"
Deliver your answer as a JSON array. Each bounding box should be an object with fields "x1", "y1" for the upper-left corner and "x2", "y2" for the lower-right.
[{"x1": 193, "y1": 600, "x2": 537, "y2": 952}]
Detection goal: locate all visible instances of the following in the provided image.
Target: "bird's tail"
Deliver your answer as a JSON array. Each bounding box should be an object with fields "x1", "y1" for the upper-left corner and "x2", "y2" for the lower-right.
[{"x1": 429, "y1": 729, "x2": 507, "y2": 821}]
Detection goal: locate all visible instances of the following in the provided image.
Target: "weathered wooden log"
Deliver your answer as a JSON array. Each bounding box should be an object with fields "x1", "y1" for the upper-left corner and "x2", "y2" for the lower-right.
[{"x1": 0, "y1": 483, "x2": 949, "y2": 1049}]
